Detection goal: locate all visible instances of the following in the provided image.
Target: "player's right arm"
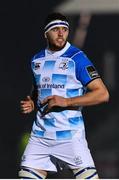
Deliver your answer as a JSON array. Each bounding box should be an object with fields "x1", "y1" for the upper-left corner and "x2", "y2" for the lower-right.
[
  {"x1": 20, "y1": 75, "x2": 38, "y2": 114},
  {"x1": 20, "y1": 95, "x2": 34, "y2": 114}
]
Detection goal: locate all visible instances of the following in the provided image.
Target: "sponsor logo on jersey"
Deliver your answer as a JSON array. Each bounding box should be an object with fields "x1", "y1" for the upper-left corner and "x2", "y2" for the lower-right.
[
  {"x1": 74, "y1": 156, "x2": 83, "y2": 165},
  {"x1": 34, "y1": 62, "x2": 41, "y2": 70},
  {"x1": 42, "y1": 77, "x2": 50, "y2": 82},
  {"x1": 38, "y1": 83, "x2": 65, "y2": 89},
  {"x1": 86, "y1": 65, "x2": 100, "y2": 79}
]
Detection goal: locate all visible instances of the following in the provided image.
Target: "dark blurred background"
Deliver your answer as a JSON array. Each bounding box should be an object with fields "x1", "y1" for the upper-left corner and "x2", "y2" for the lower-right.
[{"x1": 0, "y1": 0, "x2": 119, "y2": 178}]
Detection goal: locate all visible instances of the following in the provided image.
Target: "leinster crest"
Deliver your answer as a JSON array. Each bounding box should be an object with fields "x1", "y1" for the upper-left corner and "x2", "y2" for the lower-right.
[{"x1": 59, "y1": 59, "x2": 69, "y2": 70}]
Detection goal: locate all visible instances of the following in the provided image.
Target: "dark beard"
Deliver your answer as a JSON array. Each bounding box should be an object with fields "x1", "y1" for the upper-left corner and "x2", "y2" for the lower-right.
[{"x1": 48, "y1": 41, "x2": 67, "y2": 51}]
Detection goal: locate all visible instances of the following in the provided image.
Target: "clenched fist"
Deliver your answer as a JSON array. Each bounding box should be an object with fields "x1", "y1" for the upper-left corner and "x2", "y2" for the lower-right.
[
  {"x1": 20, "y1": 96, "x2": 34, "y2": 114},
  {"x1": 40, "y1": 95, "x2": 69, "y2": 116}
]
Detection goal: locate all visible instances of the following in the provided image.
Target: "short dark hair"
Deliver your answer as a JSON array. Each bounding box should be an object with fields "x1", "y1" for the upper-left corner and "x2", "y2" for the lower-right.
[{"x1": 44, "y1": 12, "x2": 69, "y2": 28}]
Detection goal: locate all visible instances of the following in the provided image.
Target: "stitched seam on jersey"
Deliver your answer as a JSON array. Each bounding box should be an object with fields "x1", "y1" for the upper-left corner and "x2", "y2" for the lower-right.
[
  {"x1": 71, "y1": 51, "x2": 82, "y2": 59},
  {"x1": 70, "y1": 51, "x2": 83, "y2": 84}
]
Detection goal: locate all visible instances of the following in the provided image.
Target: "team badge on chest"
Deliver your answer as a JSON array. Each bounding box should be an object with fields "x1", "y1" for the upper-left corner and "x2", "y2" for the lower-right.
[{"x1": 59, "y1": 59, "x2": 69, "y2": 70}]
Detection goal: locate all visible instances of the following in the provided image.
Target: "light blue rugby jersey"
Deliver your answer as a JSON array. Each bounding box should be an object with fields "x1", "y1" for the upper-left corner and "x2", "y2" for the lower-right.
[{"x1": 31, "y1": 42, "x2": 100, "y2": 139}]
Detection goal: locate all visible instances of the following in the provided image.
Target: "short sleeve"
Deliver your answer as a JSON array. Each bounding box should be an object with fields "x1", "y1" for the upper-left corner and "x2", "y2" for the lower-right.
[{"x1": 72, "y1": 51, "x2": 100, "y2": 86}]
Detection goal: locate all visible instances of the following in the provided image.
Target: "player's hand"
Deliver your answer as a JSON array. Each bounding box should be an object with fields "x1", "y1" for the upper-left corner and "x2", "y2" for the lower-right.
[
  {"x1": 40, "y1": 95, "x2": 69, "y2": 116},
  {"x1": 20, "y1": 96, "x2": 34, "y2": 114}
]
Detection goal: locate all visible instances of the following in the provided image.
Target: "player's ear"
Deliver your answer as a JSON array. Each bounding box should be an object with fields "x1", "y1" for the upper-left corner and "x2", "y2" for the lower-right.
[{"x1": 44, "y1": 32, "x2": 47, "y2": 39}]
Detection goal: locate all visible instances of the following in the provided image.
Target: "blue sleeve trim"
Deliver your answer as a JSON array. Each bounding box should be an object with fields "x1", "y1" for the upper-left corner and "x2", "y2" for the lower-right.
[{"x1": 85, "y1": 77, "x2": 101, "y2": 86}]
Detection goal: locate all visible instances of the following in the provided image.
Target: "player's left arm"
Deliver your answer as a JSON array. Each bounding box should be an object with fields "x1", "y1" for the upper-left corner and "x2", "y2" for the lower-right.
[
  {"x1": 66, "y1": 78, "x2": 109, "y2": 107},
  {"x1": 41, "y1": 78, "x2": 109, "y2": 114}
]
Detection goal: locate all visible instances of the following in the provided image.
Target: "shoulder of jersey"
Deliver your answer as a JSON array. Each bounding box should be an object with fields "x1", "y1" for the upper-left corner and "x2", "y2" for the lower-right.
[
  {"x1": 31, "y1": 49, "x2": 45, "y2": 61},
  {"x1": 62, "y1": 45, "x2": 82, "y2": 59}
]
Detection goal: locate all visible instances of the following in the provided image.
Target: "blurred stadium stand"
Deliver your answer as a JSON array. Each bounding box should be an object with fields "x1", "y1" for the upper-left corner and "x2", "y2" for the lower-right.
[{"x1": 0, "y1": 0, "x2": 119, "y2": 178}]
